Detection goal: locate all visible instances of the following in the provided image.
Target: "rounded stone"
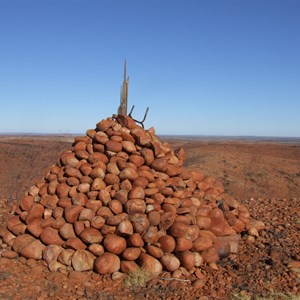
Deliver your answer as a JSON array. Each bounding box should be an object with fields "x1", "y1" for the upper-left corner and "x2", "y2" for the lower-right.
[
  {"x1": 160, "y1": 254, "x2": 180, "y2": 272},
  {"x1": 80, "y1": 227, "x2": 103, "y2": 244},
  {"x1": 122, "y1": 247, "x2": 142, "y2": 261},
  {"x1": 103, "y1": 234, "x2": 126, "y2": 254},
  {"x1": 178, "y1": 251, "x2": 195, "y2": 271},
  {"x1": 158, "y1": 235, "x2": 176, "y2": 253},
  {"x1": 193, "y1": 236, "x2": 213, "y2": 252},
  {"x1": 139, "y1": 253, "x2": 162, "y2": 276},
  {"x1": 72, "y1": 249, "x2": 96, "y2": 272},
  {"x1": 94, "y1": 253, "x2": 121, "y2": 275}
]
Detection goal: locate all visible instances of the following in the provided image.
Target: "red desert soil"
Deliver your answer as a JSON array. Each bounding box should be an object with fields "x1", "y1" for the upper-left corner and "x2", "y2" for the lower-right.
[{"x1": 0, "y1": 135, "x2": 299, "y2": 299}]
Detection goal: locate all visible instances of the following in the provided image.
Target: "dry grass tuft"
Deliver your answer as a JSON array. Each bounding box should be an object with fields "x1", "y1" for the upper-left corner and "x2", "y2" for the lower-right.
[{"x1": 123, "y1": 267, "x2": 153, "y2": 289}]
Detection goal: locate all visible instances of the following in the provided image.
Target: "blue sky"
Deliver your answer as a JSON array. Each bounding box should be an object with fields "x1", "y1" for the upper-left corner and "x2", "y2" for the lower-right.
[{"x1": 0, "y1": 0, "x2": 299, "y2": 136}]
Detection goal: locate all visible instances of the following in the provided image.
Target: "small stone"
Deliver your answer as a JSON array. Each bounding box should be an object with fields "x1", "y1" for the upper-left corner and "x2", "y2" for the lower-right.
[
  {"x1": 1, "y1": 250, "x2": 18, "y2": 259},
  {"x1": 112, "y1": 271, "x2": 124, "y2": 281},
  {"x1": 192, "y1": 279, "x2": 205, "y2": 288}
]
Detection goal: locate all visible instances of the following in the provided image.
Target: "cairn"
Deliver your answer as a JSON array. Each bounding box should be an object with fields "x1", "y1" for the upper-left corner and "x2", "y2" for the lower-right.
[{"x1": 1, "y1": 114, "x2": 265, "y2": 278}]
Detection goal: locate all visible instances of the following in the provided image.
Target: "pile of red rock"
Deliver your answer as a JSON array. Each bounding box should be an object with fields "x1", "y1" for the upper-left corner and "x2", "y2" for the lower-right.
[{"x1": 1, "y1": 115, "x2": 264, "y2": 278}]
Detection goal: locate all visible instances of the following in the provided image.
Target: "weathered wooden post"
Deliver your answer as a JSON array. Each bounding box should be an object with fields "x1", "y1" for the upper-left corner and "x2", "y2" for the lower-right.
[
  {"x1": 117, "y1": 60, "x2": 149, "y2": 127},
  {"x1": 118, "y1": 60, "x2": 129, "y2": 115}
]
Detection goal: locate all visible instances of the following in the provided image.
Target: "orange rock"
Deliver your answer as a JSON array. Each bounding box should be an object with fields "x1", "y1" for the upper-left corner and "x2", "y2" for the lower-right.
[
  {"x1": 89, "y1": 167, "x2": 105, "y2": 180},
  {"x1": 175, "y1": 215, "x2": 192, "y2": 225},
  {"x1": 159, "y1": 211, "x2": 176, "y2": 230},
  {"x1": 122, "y1": 141, "x2": 136, "y2": 153},
  {"x1": 159, "y1": 235, "x2": 176, "y2": 253},
  {"x1": 78, "y1": 208, "x2": 95, "y2": 222},
  {"x1": 40, "y1": 227, "x2": 64, "y2": 246},
  {"x1": 246, "y1": 220, "x2": 265, "y2": 231},
  {"x1": 160, "y1": 254, "x2": 180, "y2": 272},
  {"x1": 120, "y1": 260, "x2": 139, "y2": 274},
  {"x1": 145, "y1": 245, "x2": 163, "y2": 259},
  {"x1": 140, "y1": 148, "x2": 154, "y2": 165},
  {"x1": 175, "y1": 237, "x2": 193, "y2": 252},
  {"x1": 64, "y1": 205, "x2": 84, "y2": 223},
  {"x1": 119, "y1": 167, "x2": 139, "y2": 181},
  {"x1": 27, "y1": 218, "x2": 43, "y2": 238},
  {"x1": 25, "y1": 204, "x2": 44, "y2": 224},
  {"x1": 20, "y1": 195, "x2": 35, "y2": 211},
  {"x1": 139, "y1": 253, "x2": 162, "y2": 276},
  {"x1": 20, "y1": 239, "x2": 45, "y2": 260},
  {"x1": 178, "y1": 251, "x2": 195, "y2": 270},
  {"x1": 108, "y1": 200, "x2": 123, "y2": 215},
  {"x1": 166, "y1": 165, "x2": 182, "y2": 177},
  {"x1": 57, "y1": 248, "x2": 75, "y2": 266},
  {"x1": 142, "y1": 226, "x2": 160, "y2": 243},
  {"x1": 1, "y1": 250, "x2": 18, "y2": 259},
  {"x1": 96, "y1": 207, "x2": 113, "y2": 219},
  {"x1": 117, "y1": 220, "x2": 133, "y2": 236},
  {"x1": 2, "y1": 230, "x2": 16, "y2": 244},
  {"x1": 104, "y1": 173, "x2": 120, "y2": 185},
  {"x1": 7, "y1": 216, "x2": 22, "y2": 232},
  {"x1": 133, "y1": 177, "x2": 148, "y2": 189},
  {"x1": 72, "y1": 193, "x2": 88, "y2": 206},
  {"x1": 96, "y1": 119, "x2": 111, "y2": 132},
  {"x1": 125, "y1": 199, "x2": 146, "y2": 215},
  {"x1": 201, "y1": 247, "x2": 219, "y2": 264},
  {"x1": 59, "y1": 223, "x2": 76, "y2": 240},
  {"x1": 128, "y1": 186, "x2": 145, "y2": 200},
  {"x1": 193, "y1": 236, "x2": 213, "y2": 252},
  {"x1": 127, "y1": 233, "x2": 144, "y2": 247},
  {"x1": 151, "y1": 157, "x2": 167, "y2": 172},
  {"x1": 104, "y1": 234, "x2": 126, "y2": 254},
  {"x1": 232, "y1": 219, "x2": 245, "y2": 233},
  {"x1": 129, "y1": 155, "x2": 144, "y2": 167},
  {"x1": 64, "y1": 237, "x2": 87, "y2": 250},
  {"x1": 94, "y1": 252, "x2": 121, "y2": 274},
  {"x1": 196, "y1": 216, "x2": 211, "y2": 229},
  {"x1": 122, "y1": 247, "x2": 142, "y2": 261},
  {"x1": 60, "y1": 152, "x2": 79, "y2": 168},
  {"x1": 169, "y1": 222, "x2": 189, "y2": 238},
  {"x1": 94, "y1": 133, "x2": 109, "y2": 145},
  {"x1": 77, "y1": 183, "x2": 90, "y2": 193},
  {"x1": 72, "y1": 250, "x2": 95, "y2": 272},
  {"x1": 88, "y1": 244, "x2": 104, "y2": 256},
  {"x1": 80, "y1": 227, "x2": 103, "y2": 244},
  {"x1": 12, "y1": 234, "x2": 36, "y2": 253},
  {"x1": 57, "y1": 196, "x2": 72, "y2": 208},
  {"x1": 42, "y1": 245, "x2": 63, "y2": 264},
  {"x1": 148, "y1": 211, "x2": 161, "y2": 226},
  {"x1": 90, "y1": 216, "x2": 105, "y2": 230}
]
